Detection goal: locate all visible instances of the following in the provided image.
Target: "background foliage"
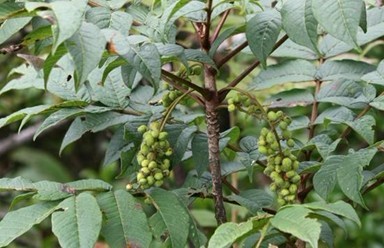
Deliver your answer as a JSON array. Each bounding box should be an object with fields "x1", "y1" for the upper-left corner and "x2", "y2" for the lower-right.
[{"x1": 1, "y1": 0, "x2": 384, "y2": 247}]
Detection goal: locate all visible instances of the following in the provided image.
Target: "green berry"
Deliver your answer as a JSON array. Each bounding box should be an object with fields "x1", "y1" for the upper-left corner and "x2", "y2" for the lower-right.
[
  {"x1": 154, "y1": 172, "x2": 164, "y2": 180},
  {"x1": 165, "y1": 148, "x2": 173, "y2": 156},
  {"x1": 144, "y1": 135, "x2": 155, "y2": 146},
  {"x1": 137, "y1": 125, "x2": 147, "y2": 134},
  {"x1": 276, "y1": 110, "x2": 284, "y2": 118},
  {"x1": 137, "y1": 172, "x2": 145, "y2": 181},
  {"x1": 270, "y1": 141, "x2": 280, "y2": 151},
  {"x1": 162, "y1": 170, "x2": 170, "y2": 176},
  {"x1": 154, "y1": 180, "x2": 164, "y2": 187},
  {"x1": 281, "y1": 162, "x2": 292, "y2": 172},
  {"x1": 140, "y1": 144, "x2": 150, "y2": 155},
  {"x1": 147, "y1": 176, "x2": 155, "y2": 185},
  {"x1": 287, "y1": 139, "x2": 295, "y2": 147},
  {"x1": 289, "y1": 184, "x2": 298, "y2": 194},
  {"x1": 146, "y1": 152, "x2": 156, "y2": 161},
  {"x1": 159, "y1": 132, "x2": 168, "y2": 141},
  {"x1": 228, "y1": 104, "x2": 236, "y2": 112},
  {"x1": 270, "y1": 183, "x2": 277, "y2": 191},
  {"x1": 267, "y1": 111, "x2": 278, "y2": 121},
  {"x1": 150, "y1": 122, "x2": 161, "y2": 131},
  {"x1": 140, "y1": 167, "x2": 150, "y2": 175},
  {"x1": 274, "y1": 155, "x2": 282, "y2": 165},
  {"x1": 258, "y1": 139, "x2": 266, "y2": 146},
  {"x1": 258, "y1": 145, "x2": 268, "y2": 154},
  {"x1": 148, "y1": 161, "x2": 157, "y2": 170},
  {"x1": 151, "y1": 130, "x2": 159, "y2": 139},
  {"x1": 282, "y1": 158, "x2": 292, "y2": 168},
  {"x1": 283, "y1": 116, "x2": 292, "y2": 125},
  {"x1": 280, "y1": 189, "x2": 290, "y2": 197},
  {"x1": 279, "y1": 121, "x2": 288, "y2": 130},
  {"x1": 141, "y1": 159, "x2": 150, "y2": 167},
  {"x1": 228, "y1": 98, "x2": 234, "y2": 105},
  {"x1": 266, "y1": 132, "x2": 275, "y2": 144},
  {"x1": 285, "y1": 170, "x2": 296, "y2": 178},
  {"x1": 137, "y1": 154, "x2": 145, "y2": 164},
  {"x1": 284, "y1": 195, "x2": 296, "y2": 202},
  {"x1": 169, "y1": 91, "x2": 178, "y2": 100},
  {"x1": 291, "y1": 175, "x2": 301, "y2": 183},
  {"x1": 161, "y1": 159, "x2": 170, "y2": 169},
  {"x1": 277, "y1": 198, "x2": 286, "y2": 206},
  {"x1": 138, "y1": 178, "x2": 147, "y2": 184},
  {"x1": 282, "y1": 130, "x2": 292, "y2": 140},
  {"x1": 293, "y1": 161, "x2": 299, "y2": 170},
  {"x1": 261, "y1": 127, "x2": 269, "y2": 136}
]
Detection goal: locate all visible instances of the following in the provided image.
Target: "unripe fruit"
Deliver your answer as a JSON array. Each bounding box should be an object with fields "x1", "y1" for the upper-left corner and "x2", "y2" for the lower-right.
[
  {"x1": 162, "y1": 159, "x2": 170, "y2": 169},
  {"x1": 154, "y1": 172, "x2": 164, "y2": 180},
  {"x1": 144, "y1": 135, "x2": 155, "y2": 146},
  {"x1": 274, "y1": 156, "x2": 282, "y2": 165},
  {"x1": 146, "y1": 152, "x2": 156, "y2": 161},
  {"x1": 291, "y1": 175, "x2": 301, "y2": 183},
  {"x1": 282, "y1": 130, "x2": 292, "y2": 140},
  {"x1": 283, "y1": 116, "x2": 291, "y2": 125},
  {"x1": 140, "y1": 144, "x2": 150, "y2": 155},
  {"x1": 270, "y1": 183, "x2": 277, "y2": 191},
  {"x1": 228, "y1": 104, "x2": 236, "y2": 112},
  {"x1": 280, "y1": 189, "x2": 290, "y2": 196},
  {"x1": 289, "y1": 184, "x2": 298, "y2": 194},
  {"x1": 228, "y1": 98, "x2": 234, "y2": 105},
  {"x1": 244, "y1": 98, "x2": 251, "y2": 107},
  {"x1": 159, "y1": 132, "x2": 168, "y2": 141},
  {"x1": 162, "y1": 170, "x2": 170, "y2": 176},
  {"x1": 150, "y1": 122, "x2": 160, "y2": 131},
  {"x1": 258, "y1": 145, "x2": 268, "y2": 154},
  {"x1": 284, "y1": 195, "x2": 296, "y2": 202},
  {"x1": 293, "y1": 161, "x2": 299, "y2": 170},
  {"x1": 148, "y1": 161, "x2": 157, "y2": 170},
  {"x1": 287, "y1": 139, "x2": 295, "y2": 147},
  {"x1": 140, "y1": 167, "x2": 150, "y2": 175},
  {"x1": 281, "y1": 162, "x2": 292, "y2": 172},
  {"x1": 154, "y1": 180, "x2": 163, "y2": 187},
  {"x1": 267, "y1": 111, "x2": 278, "y2": 121},
  {"x1": 277, "y1": 198, "x2": 286, "y2": 206},
  {"x1": 147, "y1": 176, "x2": 155, "y2": 185},
  {"x1": 258, "y1": 139, "x2": 266, "y2": 146},
  {"x1": 270, "y1": 171, "x2": 279, "y2": 179},
  {"x1": 137, "y1": 172, "x2": 145, "y2": 181},
  {"x1": 279, "y1": 121, "x2": 288, "y2": 130},
  {"x1": 270, "y1": 141, "x2": 279, "y2": 151},
  {"x1": 141, "y1": 159, "x2": 150, "y2": 167},
  {"x1": 169, "y1": 91, "x2": 178, "y2": 100},
  {"x1": 261, "y1": 127, "x2": 269, "y2": 136},
  {"x1": 276, "y1": 110, "x2": 284, "y2": 118},
  {"x1": 274, "y1": 165, "x2": 282, "y2": 173},
  {"x1": 138, "y1": 178, "x2": 147, "y2": 184},
  {"x1": 285, "y1": 170, "x2": 296, "y2": 178},
  {"x1": 151, "y1": 130, "x2": 159, "y2": 139},
  {"x1": 137, "y1": 154, "x2": 145, "y2": 164},
  {"x1": 266, "y1": 132, "x2": 275, "y2": 144},
  {"x1": 165, "y1": 148, "x2": 173, "y2": 156},
  {"x1": 263, "y1": 166, "x2": 273, "y2": 175},
  {"x1": 275, "y1": 177, "x2": 285, "y2": 187},
  {"x1": 137, "y1": 125, "x2": 147, "y2": 134},
  {"x1": 126, "y1": 184, "x2": 133, "y2": 190},
  {"x1": 282, "y1": 158, "x2": 292, "y2": 168}
]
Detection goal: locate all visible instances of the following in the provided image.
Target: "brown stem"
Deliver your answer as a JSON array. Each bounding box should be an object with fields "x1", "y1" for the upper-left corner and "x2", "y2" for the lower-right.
[
  {"x1": 216, "y1": 41, "x2": 248, "y2": 68},
  {"x1": 205, "y1": 65, "x2": 227, "y2": 224},
  {"x1": 363, "y1": 176, "x2": 384, "y2": 194},
  {"x1": 161, "y1": 69, "x2": 206, "y2": 97},
  {"x1": 308, "y1": 80, "x2": 322, "y2": 140},
  {"x1": 223, "y1": 177, "x2": 240, "y2": 194},
  {"x1": 218, "y1": 35, "x2": 289, "y2": 101},
  {"x1": 211, "y1": 9, "x2": 231, "y2": 43}
]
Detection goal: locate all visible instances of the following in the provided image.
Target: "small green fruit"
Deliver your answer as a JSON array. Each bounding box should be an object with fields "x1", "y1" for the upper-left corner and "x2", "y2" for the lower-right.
[
  {"x1": 276, "y1": 110, "x2": 284, "y2": 118},
  {"x1": 148, "y1": 161, "x2": 157, "y2": 170},
  {"x1": 261, "y1": 127, "x2": 269, "y2": 136},
  {"x1": 154, "y1": 172, "x2": 164, "y2": 180},
  {"x1": 281, "y1": 162, "x2": 292, "y2": 172},
  {"x1": 282, "y1": 158, "x2": 292, "y2": 167},
  {"x1": 277, "y1": 198, "x2": 286, "y2": 206},
  {"x1": 258, "y1": 138, "x2": 266, "y2": 146},
  {"x1": 289, "y1": 184, "x2": 298, "y2": 194},
  {"x1": 284, "y1": 194, "x2": 296, "y2": 202},
  {"x1": 279, "y1": 121, "x2": 288, "y2": 130},
  {"x1": 285, "y1": 170, "x2": 296, "y2": 178},
  {"x1": 165, "y1": 148, "x2": 173, "y2": 156},
  {"x1": 151, "y1": 130, "x2": 159, "y2": 139},
  {"x1": 291, "y1": 175, "x2": 301, "y2": 183},
  {"x1": 144, "y1": 135, "x2": 155, "y2": 146},
  {"x1": 282, "y1": 130, "x2": 292, "y2": 140},
  {"x1": 125, "y1": 184, "x2": 133, "y2": 190},
  {"x1": 146, "y1": 152, "x2": 156, "y2": 161},
  {"x1": 266, "y1": 132, "x2": 275, "y2": 144},
  {"x1": 159, "y1": 132, "x2": 168, "y2": 141},
  {"x1": 141, "y1": 159, "x2": 150, "y2": 167},
  {"x1": 138, "y1": 178, "x2": 147, "y2": 184},
  {"x1": 150, "y1": 122, "x2": 161, "y2": 131},
  {"x1": 287, "y1": 139, "x2": 295, "y2": 147},
  {"x1": 293, "y1": 161, "x2": 299, "y2": 170},
  {"x1": 270, "y1": 141, "x2": 280, "y2": 151},
  {"x1": 267, "y1": 111, "x2": 278, "y2": 121},
  {"x1": 147, "y1": 176, "x2": 155, "y2": 185},
  {"x1": 280, "y1": 189, "x2": 290, "y2": 196},
  {"x1": 137, "y1": 125, "x2": 147, "y2": 134},
  {"x1": 228, "y1": 104, "x2": 236, "y2": 112},
  {"x1": 154, "y1": 180, "x2": 164, "y2": 187},
  {"x1": 137, "y1": 172, "x2": 145, "y2": 181},
  {"x1": 258, "y1": 145, "x2": 268, "y2": 154},
  {"x1": 140, "y1": 167, "x2": 150, "y2": 175}
]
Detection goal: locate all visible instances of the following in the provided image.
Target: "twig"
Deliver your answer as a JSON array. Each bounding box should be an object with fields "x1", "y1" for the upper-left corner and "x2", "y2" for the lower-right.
[
  {"x1": 211, "y1": 9, "x2": 231, "y2": 43},
  {"x1": 216, "y1": 41, "x2": 248, "y2": 68},
  {"x1": 218, "y1": 35, "x2": 289, "y2": 101}
]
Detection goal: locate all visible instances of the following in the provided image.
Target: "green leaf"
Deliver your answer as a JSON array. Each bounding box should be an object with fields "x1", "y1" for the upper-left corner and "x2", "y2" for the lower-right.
[
  {"x1": 0, "y1": 17, "x2": 32, "y2": 44},
  {"x1": 304, "y1": 201, "x2": 361, "y2": 227},
  {"x1": 191, "y1": 133, "x2": 209, "y2": 176},
  {"x1": 50, "y1": 1, "x2": 86, "y2": 53},
  {"x1": 33, "y1": 181, "x2": 72, "y2": 201},
  {"x1": 369, "y1": 95, "x2": 384, "y2": 110},
  {"x1": 246, "y1": 9, "x2": 282, "y2": 67},
  {"x1": 309, "y1": 135, "x2": 341, "y2": 159},
  {"x1": 270, "y1": 206, "x2": 321, "y2": 248},
  {"x1": 359, "y1": 2, "x2": 367, "y2": 33},
  {"x1": 97, "y1": 190, "x2": 152, "y2": 248},
  {"x1": 265, "y1": 89, "x2": 314, "y2": 108},
  {"x1": 316, "y1": 60, "x2": 375, "y2": 81},
  {"x1": 0, "y1": 202, "x2": 58, "y2": 247},
  {"x1": 0, "y1": 105, "x2": 50, "y2": 129},
  {"x1": 227, "y1": 190, "x2": 274, "y2": 214},
  {"x1": 52, "y1": 193, "x2": 102, "y2": 248},
  {"x1": 43, "y1": 44, "x2": 68, "y2": 85},
  {"x1": 184, "y1": 49, "x2": 216, "y2": 67},
  {"x1": 362, "y1": 60, "x2": 384, "y2": 86},
  {"x1": 249, "y1": 59, "x2": 316, "y2": 90},
  {"x1": 171, "y1": 126, "x2": 198, "y2": 165},
  {"x1": 281, "y1": 0, "x2": 319, "y2": 53},
  {"x1": 208, "y1": 215, "x2": 271, "y2": 248},
  {"x1": 0, "y1": 177, "x2": 34, "y2": 191},
  {"x1": 0, "y1": 2, "x2": 25, "y2": 21},
  {"x1": 314, "y1": 106, "x2": 354, "y2": 125},
  {"x1": 312, "y1": 0, "x2": 362, "y2": 48},
  {"x1": 111, "y1": 33, "x2": 161, "y2": 87},
  {"x1": 271, "y1": 38, "x2": 319, "y2": 60},
  {"x1": 66, "y1": 179, "x2": 112, "y2": 191},
  {"x1": 209, "y1": 25, "x2": 245, "y2": 57},
  {"x1": 346, "y1": 115, "x2": 375, "y2": 144},
  {"x1": 319, "y1": 7, "x2": 384, "y2": 58},
  {"x1": 316, "y1": 79, "x2": 376, "y2": 109},
  {"x1": 148, "y1": 188, "x2": 190, "y2": 248},
  {"x1": 314, "y1": 148, "x2": 377, "y2": 206},
  {"x1": 65, "y1": 22, "x2": 106, "y2": 87}
]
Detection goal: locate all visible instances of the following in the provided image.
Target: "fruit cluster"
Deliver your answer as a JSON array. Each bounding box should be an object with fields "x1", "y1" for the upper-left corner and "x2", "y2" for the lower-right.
[
  {"x1": 135, "y1": 122, "x2": 172, "y2": 189},
  {"x1": 161, "y1": 89, "x2": 182, "y2": 107},
  {"x1": 258, "y1": 111, "x2": 300, "y2": 206},
  {"x1": 227, "y1": 93, "x2": 259, "y2": 114}
]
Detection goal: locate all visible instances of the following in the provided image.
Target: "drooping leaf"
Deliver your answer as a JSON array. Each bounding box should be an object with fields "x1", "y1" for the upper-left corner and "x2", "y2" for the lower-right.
[
  {"x1": 52, "y1": 193, "x2": 102, "y2": 248},
  {"x1": 97, "y1": 190, "x2": 152, "y2": 248},
  {"x1": 0, "y1": 177, "x2": 34, "y2": 191},
  {"x1": 320, "y1": 7, "x2": 384, "y2": 58},
  {"x1": 191, "y1": 132, "x2": 209, "y2": 176},
  {"x1": 249, "y1": 59, "x2": 316, "y2": 90},
  {"x1": 0, "y1": 105, "x2": 50, "y2": 129},
  {"x1": 171, "y1": 126, "x2": 198, "y2": 165},
  {"x1": 362, "y1": 60, "x2": 384, "y2": 86},
  {"x1": 246, "y1": 9, "x2": 282, "y2": 67},
  {"x1": 65, "y1": 22, "x2": 106, "y2": 87},
  {"x1": 209, "y1": 25, "x2": 245, "y2": 57},
  {"x1": 345, "y1": 115, "x2": 375, "y2": 145},
  {"x1": 148, "y1": 188, "x2": 190, "y2": 248},
  {"x1": 281, "y1": 0, "x2": 319, "y2": 53},
  {"x1": 0, "y1": 202, "x2": 58, "y2": 247},
  {"x1": 0, "y1": 17, "x2": 32, "y2": 44},
  {"x1": 304, "y1": 201, "x2": 361, "y2": 227},
  {"x1": 0, "y1": 2, "x2": 25, "y2": 21},
  {"x1": 43, "y1": 44, "x2": 68, "y2": 86},
  {"x1": 312, "y1": 0, "x2": 362, "y2": 48},
  {"x1": 314, "y1": 148, "x2": 377, "y2": 207},
  {"x1": 227, "y1": 190, "x2": 274, "y2": 214},
  {"x1": 270, "y1": 206, "x2": 321, "y2": 248},
  {"x1": 309, "y1": 134, "x2": 341, "y2": 159},
  {"x1": 316, "y1": 60, "x2": 375, "y2": 81},
  {"x1": 208, "y1": 215, "x2": 271, "y2": 248}
]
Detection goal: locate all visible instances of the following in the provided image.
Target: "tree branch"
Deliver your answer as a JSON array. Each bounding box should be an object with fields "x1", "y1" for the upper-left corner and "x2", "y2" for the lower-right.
[
  {"x1": 216, "y1": 41, "x2": 248, "y2": 69},
  {"x1": 218, "y1": 35, "x2": 289, "y2": 101},
  {"x1": 211, "y1": 9, "x2": 231, "y2": 43}
]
